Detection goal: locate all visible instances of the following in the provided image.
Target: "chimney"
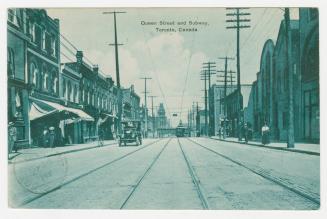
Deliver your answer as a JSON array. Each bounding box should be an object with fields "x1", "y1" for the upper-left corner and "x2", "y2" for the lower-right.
[
  {"x1": 93, "y1": 65, "x2": 99, "y2": 75},
  {"x1": 76, "y1": 51, "x2": 83, "y2": 64}
]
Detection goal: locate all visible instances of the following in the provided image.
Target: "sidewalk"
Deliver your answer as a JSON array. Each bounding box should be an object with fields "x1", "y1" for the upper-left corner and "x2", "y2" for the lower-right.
[
  {"x1": 8, "y1": 140, "x2": 117, "y2": 163},
  {"x1": 210, "y1": 136, "x2": 320, "y2": 155}
]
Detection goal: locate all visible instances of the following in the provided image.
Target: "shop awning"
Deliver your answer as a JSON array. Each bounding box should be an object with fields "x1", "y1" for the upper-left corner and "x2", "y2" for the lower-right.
[
  {"x1": 29, "y1": 101, "x2": 57, "y2": 121},
  {"x1": 29, "y1": 97, "x2": 94, "y2": 122}
]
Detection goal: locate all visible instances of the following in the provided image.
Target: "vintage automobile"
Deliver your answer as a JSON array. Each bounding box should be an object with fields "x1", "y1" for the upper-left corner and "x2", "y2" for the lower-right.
[{"x1": 118, "y1": 120, "x2": 143, "y2": 146}]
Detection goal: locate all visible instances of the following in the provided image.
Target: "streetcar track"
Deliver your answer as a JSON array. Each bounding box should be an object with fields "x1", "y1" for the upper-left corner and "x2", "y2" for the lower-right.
[
  {"x1": 17, "y1": 138, "x2": 163, "y2": 208},
  {"x1": 177, "y1": 138, "x2": 210, "y2": 209},
  {"x1": 9, "y1": 142, "x2": 117, "y2": 165},
  {"x1": 120, "y1": 138, "x2": 172, "y2": 209},
  {"x1": 186, "y1": 138, "x2": 320, "y2": 206}
]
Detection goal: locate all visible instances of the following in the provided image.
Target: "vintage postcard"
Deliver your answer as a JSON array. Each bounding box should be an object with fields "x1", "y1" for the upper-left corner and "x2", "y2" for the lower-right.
[{"x1": 5, "y1": 6, "x2": 321, "y2": 211}]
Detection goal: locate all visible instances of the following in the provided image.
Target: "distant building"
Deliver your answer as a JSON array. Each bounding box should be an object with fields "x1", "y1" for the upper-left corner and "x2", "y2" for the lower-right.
[
  {"x1": 157, "y1": 103, "x2": 167, "y2": 129},
  {"x1": 122, "y1": 85, "x2": 141, "y2": 121},
  {"x1": 225, "y1": 85, "x2": 252, "y2": 137},
  {"x1": 209, "y1": 84, "x2": 236, "y2": 136}
]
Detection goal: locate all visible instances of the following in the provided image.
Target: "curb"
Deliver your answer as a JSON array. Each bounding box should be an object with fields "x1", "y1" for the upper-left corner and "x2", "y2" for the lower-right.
[
  {"x1": 8, "y1": 141, "x2": 117, "y2": 164},
  {"x1": 209, "y1": 137, "x2": 320, "y2": 156}
]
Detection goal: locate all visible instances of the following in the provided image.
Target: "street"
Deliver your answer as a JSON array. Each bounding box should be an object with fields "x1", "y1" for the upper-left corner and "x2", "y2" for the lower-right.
[{"x1": 9, "y1": 137, "x2": 319, "y2": 210}]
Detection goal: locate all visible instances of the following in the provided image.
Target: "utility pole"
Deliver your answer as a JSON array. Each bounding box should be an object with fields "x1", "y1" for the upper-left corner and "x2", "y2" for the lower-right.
[
  {"x1": 200, "y1": 70, "x2": 209, "y2": 136},
  {"x1": 103, "y1": 11, "x2": 126, "y2": 136},
  {"x1": 140, "y1": 77, "x2": 152, "y2": 138},
  {"x1": 202, "y1": 62, "x2": 216, "y2": 136},
  {"x1": 285, "y1": 8, "x2": 295, "y2": 148},
  {"x1": 149, "y1": 95, "x2": 157, "y2": 138},
  {"x1": 217, "y1": 57, "x2": 235, "y2": 139},
  {"x1": 196, "y1": 102, "x2": 199, "y2": 137},
  {"x1": 226, "y1": 7, "x2": 251, "y2": 140}
]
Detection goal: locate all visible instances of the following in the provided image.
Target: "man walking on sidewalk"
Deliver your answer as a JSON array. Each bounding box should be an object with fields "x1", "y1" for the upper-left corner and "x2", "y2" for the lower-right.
[
  {"x1": 8, "y1": 121, "x2": 17, "y2": 155},
  {"x1": 261, "y1": 122, "x2": 270, "y2": 145},
  {"x1": 243, "y1": 122, "x2": 249, "y2": 143}
]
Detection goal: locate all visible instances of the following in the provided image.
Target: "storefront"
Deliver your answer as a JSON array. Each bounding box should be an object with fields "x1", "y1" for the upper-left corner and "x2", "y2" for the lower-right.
[{"x1": 29, "y1": 97, "x2": 94, "y2": 147}]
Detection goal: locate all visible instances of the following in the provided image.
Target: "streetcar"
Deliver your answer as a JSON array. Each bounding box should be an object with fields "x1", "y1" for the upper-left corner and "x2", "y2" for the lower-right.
[{"x1": 175, "y1": 125, "x2": 190, "y2": 137}]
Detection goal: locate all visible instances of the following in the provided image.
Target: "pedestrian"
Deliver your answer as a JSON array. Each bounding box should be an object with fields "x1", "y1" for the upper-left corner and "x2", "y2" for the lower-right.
[
  {"x1": 244, "y1": 122, "x2": 249, "y2": 143},
  {"x1": 238, "y1": 121, "x2": 242, "y2": 141},
  {"x1": 8, "y1": 121, "x2": 17, "y2": 154},
  {"x1": 218, "y1": 127, "x2": 221, "y2": 139},
  {"x1": 42, "y1": 126, "x2": 49, "y2": 147},
  {"x1": 49, "y1": 126, "x2": 55, "y2": 148},
  {"x1": 261, "y1": 122, "x2": 270, "y2": 145}
]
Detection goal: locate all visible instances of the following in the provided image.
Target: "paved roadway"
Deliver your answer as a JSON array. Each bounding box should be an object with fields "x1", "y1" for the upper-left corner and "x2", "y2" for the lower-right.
[{"x1": 8, "y1": 137, "x2": 319, "y2": 209}]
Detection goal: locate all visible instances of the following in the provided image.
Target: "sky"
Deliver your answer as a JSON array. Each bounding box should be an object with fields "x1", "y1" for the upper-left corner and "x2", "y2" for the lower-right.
[{"x1": 47, "y1": 8, "x2": 299, "y2": 127}]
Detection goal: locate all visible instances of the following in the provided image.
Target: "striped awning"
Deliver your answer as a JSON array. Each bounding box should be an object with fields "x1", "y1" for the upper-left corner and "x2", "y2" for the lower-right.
[{"x1": 29, "y1": 97, "x2": 94, "y2": 121}]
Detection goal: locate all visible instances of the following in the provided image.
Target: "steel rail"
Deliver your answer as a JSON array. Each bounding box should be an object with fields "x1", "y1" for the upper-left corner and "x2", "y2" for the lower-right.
[
  {"x1": 177, "y1": 138, "x2": 210, "y2": 209},
  {"x1": 186, "y1": 138, "x2": 320, "y2": 206},
  {"x1": 120, "y1": 138, "x2": 172, "y2": 209},
  {"x1": 17, "y1": 138, "x2": 164, "y2": 207}
]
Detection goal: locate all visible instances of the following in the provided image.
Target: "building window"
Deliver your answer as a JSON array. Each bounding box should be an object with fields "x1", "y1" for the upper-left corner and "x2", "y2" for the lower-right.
[
  {"x1": 41, "y1": 29, "x2": 46, "y2": 51},
  {"x1": 53, "y1": 77, "x2": 58, "y2": 94},
  {"x1": 7, "y1": 48, "x2": 15, "y2": 78},
  {"x1": 29, "y1": 21, "x2": 36, "y2": 42},
  {"x1": 75, "y1": 87, "x2": 79, "y2": 103},
  {"x1": 30, "y1": 62, "x2": 38, "y2": 87},
  {"x1": 42, "y1": 65, "x2": 48, "y2": 91},
  {"x1": 8, "y1": 9, "x2": 19, "y2": 26},
  {"x1": 63, "y1": 79, "x2": 66, "y2": 98},
  {"x1": 68, "y1": 81, "x2": 72, "y2": 102},
  {"x1": 51, "y1": 36, "x2": 56, "y2": 57}
]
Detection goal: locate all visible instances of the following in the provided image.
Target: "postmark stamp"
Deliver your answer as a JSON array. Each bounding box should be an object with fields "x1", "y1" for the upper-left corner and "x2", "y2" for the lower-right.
[{"x1": 12, "y1": 151, "x2": 68, "y2": 194}]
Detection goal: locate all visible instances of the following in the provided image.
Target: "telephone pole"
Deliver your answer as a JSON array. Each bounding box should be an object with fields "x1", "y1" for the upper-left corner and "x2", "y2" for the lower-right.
[
  {"x1": 149, "y1": 95, "x2": 157, "y2": 138},
  {"x1": 202, "y1": 62, "x2": 216, "y2": 136},
  {"x1": 140, "y1": 77, "x2": 152, "y2": 138},
  {"x1": 217, "y1": 57, "x2": 235, "y2": 139},
  {"x1": 103, "y1": 11, "x2": 126, "y2": 135},
  {"x1": 226, "y1": 7, "x2": 251, "y2": 140},
  {"x1": 200, "y1": 70, "x2": 209, "y2": 136},
  {"x1": 196, "y1": 102, "x2": 200, "y2": 137},
  {"x1": 285, "y1": 8, "x2": 295, "y2": 148}
]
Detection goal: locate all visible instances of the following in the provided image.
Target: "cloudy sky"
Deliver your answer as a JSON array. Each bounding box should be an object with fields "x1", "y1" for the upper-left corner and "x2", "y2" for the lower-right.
[{"x1": 47, "y1": 8, "x2": 298, "y2": 126}]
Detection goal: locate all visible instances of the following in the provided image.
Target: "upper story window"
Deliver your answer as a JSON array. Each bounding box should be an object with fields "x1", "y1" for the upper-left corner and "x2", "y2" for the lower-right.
[
  {"x1": 41, "y1": 29, "x2": 46, "y2": 51},
  {"x1": 29, "y1": 21, "x2": 36, "y2": 42},
  {"x1": 68, "y1": 81, "x2": 73, "y2": 102},
  {"x1": 51, "y1": 36, "x2": 56, "y2": 57},
  {"x1": 53, "y1": 77, "x2": 58, "y2": 94},
  {"x1": 30, "y1": 62, "x2": 39, "y2": 88},
  {"x1": 7, "y1": 48, "x2": 15, "y2": 78},
  {"x1": 8, "y1": 9, "x2": 19, "y2": 27},
  {"x1": 42, "y1": 65, "x2": 48, "y2": 91}
]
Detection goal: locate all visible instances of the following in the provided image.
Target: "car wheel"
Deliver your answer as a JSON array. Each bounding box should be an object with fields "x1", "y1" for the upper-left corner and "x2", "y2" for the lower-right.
[{"x1": 136, "y1": 137, "x2": 140, "y2": 146}]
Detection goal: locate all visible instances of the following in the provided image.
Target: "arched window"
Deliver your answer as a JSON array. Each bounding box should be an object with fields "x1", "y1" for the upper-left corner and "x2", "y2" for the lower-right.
[
  {"x1": 75, "y1": 85, "x2": 79, "y2": 103},
  {"x1": 30, "y1": 62, "x2": 38, "y2": 88},
  {"x1": 42, "y1": 64, "x2": 48, "y2": 91},
  {"x1": 7, "y1": 48, "x2": 15, "y2": 77},
  {"x1": 53, "y1": 77, "x2": 58, "y2": 94}
]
